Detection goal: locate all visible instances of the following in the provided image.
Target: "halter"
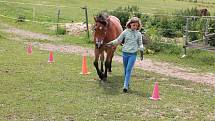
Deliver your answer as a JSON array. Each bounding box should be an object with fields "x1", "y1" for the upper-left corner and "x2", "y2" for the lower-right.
[{"x1": 93, "y1": 19, "x2": 109, "y2": 49}]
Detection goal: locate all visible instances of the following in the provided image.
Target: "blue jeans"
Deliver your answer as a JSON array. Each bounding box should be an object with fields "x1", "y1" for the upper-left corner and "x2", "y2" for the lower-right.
[{"x1": 122, "y1": 52, "x2": 137, "y2": 89}]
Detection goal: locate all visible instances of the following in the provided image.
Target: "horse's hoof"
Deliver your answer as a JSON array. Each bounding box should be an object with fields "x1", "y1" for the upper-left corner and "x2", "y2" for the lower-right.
[
  {"x1": 99, "y1": 74, "x2": 104, "y2": 80},
  {"x1": 102, "y1": 77, "x2": 107, "y2": 82},
  {"x1": 103, "y1": 74, "x2": 107, "y2": 79},
  {"x1": 99, "y1": 76, "x2": 103, "y2": 80}
]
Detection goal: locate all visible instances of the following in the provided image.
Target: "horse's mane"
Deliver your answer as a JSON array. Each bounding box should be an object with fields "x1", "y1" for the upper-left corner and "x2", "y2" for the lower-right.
[{"x1": 95, "y1": 12, "x2": 109, "y2": 26}]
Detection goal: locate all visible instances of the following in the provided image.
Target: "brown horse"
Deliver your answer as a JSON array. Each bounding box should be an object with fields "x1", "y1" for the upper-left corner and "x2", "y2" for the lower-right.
[
  {"x1": 199, "y1": 9, "x2": 209, "y2": 16},
  {"x1": 92, "y1": 13, "x2": 123, "y2": 81}
]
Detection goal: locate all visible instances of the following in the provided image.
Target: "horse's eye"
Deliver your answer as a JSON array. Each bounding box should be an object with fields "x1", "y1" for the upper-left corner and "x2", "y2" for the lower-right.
[
  {"x1": 92, "y1": 25, "x2": 96, "y2": 31},
  {"x1": 93, "y1": 27, "x2": 96, "y2": 31}
]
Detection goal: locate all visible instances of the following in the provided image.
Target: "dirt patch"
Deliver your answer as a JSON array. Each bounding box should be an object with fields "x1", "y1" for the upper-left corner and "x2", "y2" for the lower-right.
[
  {"x1": 35, "y1": 43, "x2": 215, "y2": 87},
  {"x1": 3, "y1": 28, "x2": 54, "y2": 40},
  {"x1": 62, "y1": 22, "x2": 91, "y2": 36},
  {"x1": 0, "y1": 23, "x2": 57, "y2": 41}
]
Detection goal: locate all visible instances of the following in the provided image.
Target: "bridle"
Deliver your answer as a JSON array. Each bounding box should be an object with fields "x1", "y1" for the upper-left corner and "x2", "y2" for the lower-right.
[{"x1": 93, "y1": 20, "x2": 109, "y2": 49}]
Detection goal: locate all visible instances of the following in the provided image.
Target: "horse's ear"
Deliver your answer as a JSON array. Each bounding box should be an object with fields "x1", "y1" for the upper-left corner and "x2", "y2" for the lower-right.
[
  {"x1": 105, "y1": 17, "x2": 110, "y2": 26},
  {"x1": 94, "y1": 16, "x2": 97, "y2": 21},
  {"x1": 106, "y1": 17, "x2": 110, "y2": 22}
]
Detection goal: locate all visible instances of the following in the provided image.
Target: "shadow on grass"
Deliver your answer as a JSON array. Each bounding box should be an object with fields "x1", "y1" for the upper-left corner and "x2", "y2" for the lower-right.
[
  {"x1": 98, "y1": 74, "x2": 145, "y2": 97},
  {"x1": 128, "y1": 89, "x2": 145, "y2": 97},
  {"x1": 98, "y1": 74, "x2": 123, "y2": 95}
]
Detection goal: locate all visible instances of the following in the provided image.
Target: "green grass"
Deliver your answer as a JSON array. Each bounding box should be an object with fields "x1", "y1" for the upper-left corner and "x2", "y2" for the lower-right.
[
  {"x1": 0, "y1": 17, "x2": 56, "y2": 35},
  {"x1": 0, "y1": 0, "x2": 215, "y2": 34},
  {"x1": 0, "y1": 31, "x2": 215, "y2": 120},
  {"x1": 58, "y1": 35, "x2": 94, "y2": 48},
  {"x1": 1, "y1": 0, "x2": 215, "y2": 23}
]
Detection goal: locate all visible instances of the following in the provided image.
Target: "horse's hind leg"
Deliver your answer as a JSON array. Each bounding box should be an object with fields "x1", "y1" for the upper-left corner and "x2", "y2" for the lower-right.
[
  {"x1": 108, "y1": 59, "x2": 112, "y2": 73},
  {"x1": 103, "y1": 61, "x2": 109, "y2": 81},
  {"x1": 103, "y1": 50, "x2": 112, "y2": 81},
  {"x1": 108, "y1": 54, "x2": 114, "y2": 73},
  {"x1": 108, "y1": 50, "x2": 115, "y2": 72}
]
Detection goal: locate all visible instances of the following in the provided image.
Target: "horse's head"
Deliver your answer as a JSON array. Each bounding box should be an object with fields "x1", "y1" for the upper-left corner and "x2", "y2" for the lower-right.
[
  {"x1": 199, "y1": 9, "x2": 208, "y2": 16},
  {"x1": 93, "y1": 13, "x2": 109, "y2": 49}
]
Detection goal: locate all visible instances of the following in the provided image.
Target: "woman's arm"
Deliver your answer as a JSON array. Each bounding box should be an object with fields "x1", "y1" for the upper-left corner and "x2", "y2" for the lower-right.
[
  {"x1": 107, "y1": 30, "x2": 127, "y2": 45},
  {"x1": 138, "y1": 33, "x2": 144, "y2": 51},
  {"x1": 138, "y1": 33, "x2": 144, "y2": 61}
]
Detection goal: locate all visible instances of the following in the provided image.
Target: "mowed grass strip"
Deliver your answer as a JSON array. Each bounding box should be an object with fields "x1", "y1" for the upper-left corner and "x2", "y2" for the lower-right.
[{"x1": 0, "y1": 34, "x2": 215, "y2": 120}]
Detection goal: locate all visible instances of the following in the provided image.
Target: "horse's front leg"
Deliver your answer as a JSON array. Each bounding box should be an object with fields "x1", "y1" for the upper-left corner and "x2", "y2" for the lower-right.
[
  {"x1": 94, "y1": 49, "x2": 104, "y2": 80},
  {"x1": 108, "y1": 59, "x2": 112, "y2": 73},
  {"x1": 100, "y1": 51, "x2": 104, "y2": 73},
  {"x1": 109, "y1": 53, "x2": 114, "y2": 73}
]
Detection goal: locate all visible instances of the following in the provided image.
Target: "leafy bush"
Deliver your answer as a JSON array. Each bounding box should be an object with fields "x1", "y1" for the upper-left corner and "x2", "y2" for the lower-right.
[
  {"x1": 159, "y1": 17, "x2": 178, "y2": 38},
  {"x1": 147, "y1": 7, "x2": 211, "y2": 38},
  {"x1": 175, "y1": 7, "x2": 200, "y2": 16},
  {"x1": 17, "y1": 15, "x2": 26, "y2": 22},
  {"x1": 173, "y1": 8, "x2": 212, "y2": 41},
  {"x1": 148, "y1": 42, "x2": 181, "y2": 55},
  {"x1": 105, "y1": 6, "x2": 215, "y2": 47},
  {"x1": 56, "y1": 27, "x2": 66, "y2": 35},
  {"x1": 148, "y1": 42, "x2": 162, "y2": 53},
  {"x1": 208, "y1": 34, "x2": 215, "y2": 46},
  {"x1": 209, "y1": 20, "x2": 215, "y2": 33},
  {"x1": 200, "y1": 56, "x2": 215, "y2": 66},
  {"x1": 109, "y1": 6, "x2": 142, "y2": 29},
  {"x1": 187, "y1": 49, "x2": 215, "y2": 66}
]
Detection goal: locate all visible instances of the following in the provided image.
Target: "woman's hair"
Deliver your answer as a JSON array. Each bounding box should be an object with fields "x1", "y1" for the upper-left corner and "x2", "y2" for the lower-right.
[{"x1": 126, "y1": 17, "x2": 142, "y2": 30}]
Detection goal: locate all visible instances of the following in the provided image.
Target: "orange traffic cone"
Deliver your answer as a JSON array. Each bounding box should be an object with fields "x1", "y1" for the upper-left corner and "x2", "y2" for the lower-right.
[
  {"x1": 80, "y1": 55, "x2": 90, "y2": 75},
  {"x1": 48, "y1": 51, "x2": 54, "y2": 63},
  {"x1": 27, "y1": 44, "x2": 32, "y2": 55},
  {"x1": 150, "y1": 81, "x2": 161, "y2": 100}
]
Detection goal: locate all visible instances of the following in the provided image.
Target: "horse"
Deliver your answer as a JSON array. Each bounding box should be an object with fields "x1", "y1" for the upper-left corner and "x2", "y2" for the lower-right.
[
  {"x1": 92, "y1": 13, "x2": 123, "y2": 81},
  {"x1": 199, "y1": 9, "x2": 208, "y2": 16}
]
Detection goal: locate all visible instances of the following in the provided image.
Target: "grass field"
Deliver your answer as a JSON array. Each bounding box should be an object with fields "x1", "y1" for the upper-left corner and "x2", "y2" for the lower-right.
[
  {"x1": 0, "y1": 0, "x2": 215, "y2": 23},
  {"x1": 0, "y1": 31, "x2": 215, "y2": 120},
  {"x1": 1, "y1": 0, "x2": 215, "y2": 35},
  {"x1": 0, "y1": 1, "x2": 215, "y2": 120}
]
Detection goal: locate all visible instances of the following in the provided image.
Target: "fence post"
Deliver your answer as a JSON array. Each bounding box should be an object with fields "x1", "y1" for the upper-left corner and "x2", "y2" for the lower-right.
[
  {"x1": 185, "y1": 17, "x2": 189, "y2": 46},
  {"x1": 33, "y1": 6, "x2": 35, "y2": 21},
  {"x1": 204, "y1": 18, "x2": 209, "y2": 46},
  {"x1": 56, "y1": 9, "x2": 61, "y2": 34},
  {"x1": 183, "y1": 17, "x2": 190, "y2": 56},
  {"x1": 82, "y1": 6, "x2": 89, "y2": 38}
]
